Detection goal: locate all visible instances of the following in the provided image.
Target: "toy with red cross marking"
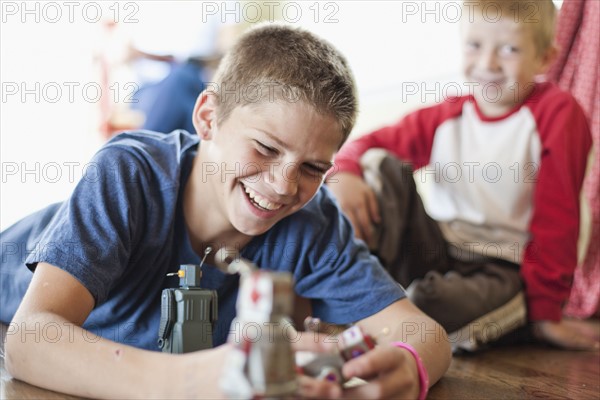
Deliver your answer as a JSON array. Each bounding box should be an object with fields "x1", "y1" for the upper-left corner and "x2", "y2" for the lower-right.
[{"x1": 215, "y1": 248, "x2": 298, "y2": 399}]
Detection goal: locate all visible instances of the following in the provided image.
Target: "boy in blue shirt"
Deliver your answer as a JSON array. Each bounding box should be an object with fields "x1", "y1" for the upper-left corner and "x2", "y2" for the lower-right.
[{"x1": 2, "y1": 24, "x2": 450, "y2": 399}]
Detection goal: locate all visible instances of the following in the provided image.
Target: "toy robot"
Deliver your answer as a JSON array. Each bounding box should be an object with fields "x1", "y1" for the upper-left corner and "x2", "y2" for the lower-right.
[
  {"x1": 215, "y1": 248, "x2": 298, "y2": 399},
  {"x1": 157, "y1": 248, "x2": 218, "y2": 353}
]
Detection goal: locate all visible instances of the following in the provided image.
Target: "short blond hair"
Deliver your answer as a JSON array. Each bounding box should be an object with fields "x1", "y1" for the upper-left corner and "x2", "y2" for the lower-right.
[
  {"x1": 464, "y1": 0, "x2": 556, "y2": 55},
  {"x1": 211, "y1": 23, "x2": 357, "y2": 146}
]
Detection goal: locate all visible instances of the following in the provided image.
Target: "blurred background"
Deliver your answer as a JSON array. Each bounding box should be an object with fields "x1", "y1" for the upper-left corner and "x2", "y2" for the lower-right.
[{"x1": 0, "y1": 0, "x2": 565, "y2": 230}]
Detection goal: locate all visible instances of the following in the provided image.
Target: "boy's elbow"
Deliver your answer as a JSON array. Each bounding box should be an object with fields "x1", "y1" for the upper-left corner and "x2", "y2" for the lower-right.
[
  {"x1": 4, "y1": 322, "x2": 25, "y2": 379},
  {"x1": 417, "y1": 314, "x2": 452, "y2": 385},
  {"x1": 4, "y1": 314, "x2": 44, "y2": 380},
  {"x1": 435, "y1": 321, "x2": 453, "y2": 381},
  {"x1": 441, "y1": 329, "x2": 452, "y2": 371},
  {"x1": 438, "y1": 321, "x2": 452, "y2": 355}
]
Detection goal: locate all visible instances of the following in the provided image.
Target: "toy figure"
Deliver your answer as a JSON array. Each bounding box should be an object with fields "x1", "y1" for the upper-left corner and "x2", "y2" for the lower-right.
[
  {"x1": 338, "y1": 325, "x2": 377, "y2": 360},
  {"x1": 158, "y1": 248, "x2": 218, "y2": 353},
  {"x1": 296, "y1": 318, "x2": 377, "y2": 384},
  {"x1": 215, "y1": 248, "x2": 298, "y2": 399}
]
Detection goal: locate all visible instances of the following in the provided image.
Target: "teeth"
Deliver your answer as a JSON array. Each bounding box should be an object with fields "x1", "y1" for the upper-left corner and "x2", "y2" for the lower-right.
[{"x1": 243, "y1": 184, "x2": 282, "y2": 211}]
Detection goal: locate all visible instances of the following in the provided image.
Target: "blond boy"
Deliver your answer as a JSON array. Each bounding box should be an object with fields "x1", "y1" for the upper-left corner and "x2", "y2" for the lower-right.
[{"x1": 329, "y1": 0, "x2": 596, "y2": 351}]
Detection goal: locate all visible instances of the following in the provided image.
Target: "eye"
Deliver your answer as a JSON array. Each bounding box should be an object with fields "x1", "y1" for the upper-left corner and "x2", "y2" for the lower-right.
[
  {"x1": 254, "y1": 140, "x2": 278, "y2": 156},
  {"x1": 499, "y1": 45, "x2": 519, "y2": 56},
  {"x1": 465, "y1": 41, "x2": 480, "y2": 52},
  {"x1": 301, "y1": 162, "x2": 331, "y2": 177}
]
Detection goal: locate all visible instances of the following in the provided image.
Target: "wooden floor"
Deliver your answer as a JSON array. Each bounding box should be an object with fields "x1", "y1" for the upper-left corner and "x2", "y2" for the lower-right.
[
  {"x1": 1, "y1": 324, "x2": 599, "y2": 399},
  {"x1": 429, "y1": 344, "x2": 600, "y2": 399}
]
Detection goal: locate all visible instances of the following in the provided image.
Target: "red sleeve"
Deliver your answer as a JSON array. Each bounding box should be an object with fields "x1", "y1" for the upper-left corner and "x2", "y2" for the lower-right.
[
  {"x1": 332, "y1": 98, "x2": 468, "y2": 177},
  {"x1": 522, "y1": 85, "x2": 592, "y2": 321}
]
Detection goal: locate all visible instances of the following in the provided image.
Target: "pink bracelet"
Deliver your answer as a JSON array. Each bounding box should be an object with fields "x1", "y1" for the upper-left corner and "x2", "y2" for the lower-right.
[{"x1": 391, "y1": 341, "x2": 429, "y2": 400}]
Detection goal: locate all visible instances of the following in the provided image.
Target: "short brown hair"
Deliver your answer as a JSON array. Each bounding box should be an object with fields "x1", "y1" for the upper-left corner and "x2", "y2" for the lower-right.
[
  {"x1": 211, "y1": 23, "x2": 357, "y2": 145},
  {"x1": 464, "y1": 0, "x2": 556, "y2": 55}
]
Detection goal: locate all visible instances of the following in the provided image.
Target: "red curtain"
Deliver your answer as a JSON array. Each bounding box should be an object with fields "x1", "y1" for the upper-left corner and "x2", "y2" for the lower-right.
[{"x1": 547, "y1": 0, "x2": 600, "y2": 317}]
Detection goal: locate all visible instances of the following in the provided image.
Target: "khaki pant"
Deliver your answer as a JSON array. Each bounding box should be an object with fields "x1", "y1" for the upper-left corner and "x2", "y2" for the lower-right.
[{"x1": 360, "y1": 150, "x2": 524, "y2": 334}]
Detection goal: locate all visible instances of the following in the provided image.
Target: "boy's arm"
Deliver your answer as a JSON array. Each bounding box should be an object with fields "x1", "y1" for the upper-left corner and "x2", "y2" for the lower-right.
[
  {"x1": 522, "y1": 90, "x2": 596, "y2": 350},
  {"x1": 332, "y1": 107, "x2": 440, "y2": 177},
  {"x1": 5, "y1": 262, "x2": 229, "y2": 399},
  {"x1": 328, "y1": 114, "x2": 431, "y2": 243},
  {"x1": 327, "y1": 172, "x2": 380, "y2": 242},
  {"x1": 342, "y1": 299, "x2": 451, "y2": 399},
  {"x1": 328, "y1": 101, "x2": 461, "y2": 242}
]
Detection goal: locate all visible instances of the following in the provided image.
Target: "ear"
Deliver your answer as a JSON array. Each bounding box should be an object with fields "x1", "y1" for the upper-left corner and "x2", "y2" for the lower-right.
[{"x1": 192, "y1": 90, "x2": 219, "y2": 140}]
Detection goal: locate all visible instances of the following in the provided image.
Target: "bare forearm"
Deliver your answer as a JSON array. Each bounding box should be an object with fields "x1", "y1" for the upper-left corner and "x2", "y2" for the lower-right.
[
  {"x1": 5, "y1": 312, "x2": 222, "y2": 399},
  {"x1": 388, "y1": 314, "x2": 451, "y2": 387},
  {"x1": 360, "y1": 299, "x2": 451, "y2": 387}
]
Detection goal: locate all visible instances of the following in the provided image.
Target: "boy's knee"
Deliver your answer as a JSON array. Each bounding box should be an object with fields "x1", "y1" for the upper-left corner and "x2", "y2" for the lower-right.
[
  {"x1": 360, "y1": 149, "x2": 412, "y2": 177},
  {"x1": 406, "y1": 271, "x2": 464, "y2": 331},
  {"x1": 407, "y1": 270, "x2": 463, "y2": 303},
  {"x1": 360, "y1": 149, "x2": 415, "y2": 202}
]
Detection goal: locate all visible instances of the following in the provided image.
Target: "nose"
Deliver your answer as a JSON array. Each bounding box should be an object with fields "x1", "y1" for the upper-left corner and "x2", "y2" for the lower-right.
[
  {"x1": 270, "y1": 163, "x2": 299, "y2": 197},
  {"x1": 477, "y1": 49, "x2": 499, "y2": 71}
]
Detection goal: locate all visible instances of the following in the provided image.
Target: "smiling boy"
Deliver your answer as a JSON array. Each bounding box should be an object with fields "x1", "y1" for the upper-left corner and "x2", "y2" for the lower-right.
[
  {"x1": 1, "y1": 24, "x2": 450, "y2": 399},
  {"x1": 190, "y1": 99, "x2": 340, "y2": 242},
  {"x1": 329, "y1": 0, "x2": 596, "y2": 351},
  {"x1": 464, "y1": 10, "x2": 551, "y2": 116}
]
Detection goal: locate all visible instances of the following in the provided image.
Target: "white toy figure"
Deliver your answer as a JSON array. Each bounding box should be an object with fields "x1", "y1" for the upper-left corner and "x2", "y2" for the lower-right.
[{"x1": 216, "y1": 248, "x2": 298, "y2": 399}]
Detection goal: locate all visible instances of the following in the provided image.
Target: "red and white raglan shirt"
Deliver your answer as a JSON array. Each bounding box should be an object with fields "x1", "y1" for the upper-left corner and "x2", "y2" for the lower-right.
[{"x1": 334, "y1": 82, "x2": 592, "y2": 322}]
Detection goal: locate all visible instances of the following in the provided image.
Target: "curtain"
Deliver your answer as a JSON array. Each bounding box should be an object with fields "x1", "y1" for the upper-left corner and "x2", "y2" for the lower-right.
[{"x1": 547, "y1": 0, "x2": 600, "y2": 317}]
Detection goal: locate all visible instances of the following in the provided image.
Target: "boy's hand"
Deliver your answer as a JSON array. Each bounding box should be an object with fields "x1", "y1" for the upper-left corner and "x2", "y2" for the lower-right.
[
  {"x1": 327, "y1": 172, "x2": 380, "y2": 243},
  {"x1": 293, "y1": 332, "x2": 342, "y2": 398},
  {"x1": 340, "y1": 345, "x2": 420, "y2": 399},
  {"x1": 294, "y1": 333, "x2": 420, "y2": 399},
  {"x1": 532, "y1": 319, "x2": 600, "y2": 351}
]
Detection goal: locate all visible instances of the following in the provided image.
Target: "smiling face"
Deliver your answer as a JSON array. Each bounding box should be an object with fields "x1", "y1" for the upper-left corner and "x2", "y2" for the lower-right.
[
  {"x1": 191, "y1": 93, "x2": 342, "y2": 239},
  {"x1": 461, "y1": 16, "x2": 552, "y2": 117}
]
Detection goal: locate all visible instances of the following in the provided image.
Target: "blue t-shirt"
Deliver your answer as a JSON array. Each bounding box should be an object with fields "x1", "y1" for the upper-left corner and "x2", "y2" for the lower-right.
[{"x1": 0, "y1": 130, "x2": 405, "y2": 350}]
